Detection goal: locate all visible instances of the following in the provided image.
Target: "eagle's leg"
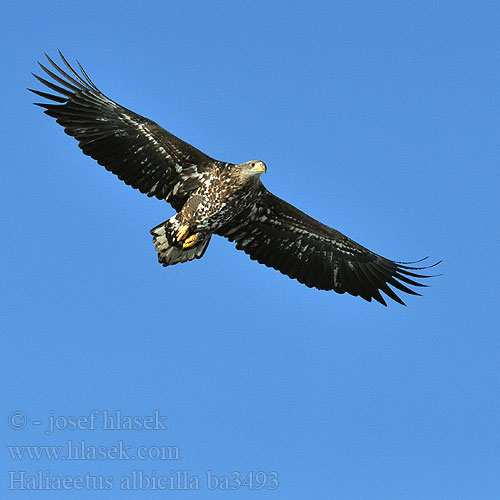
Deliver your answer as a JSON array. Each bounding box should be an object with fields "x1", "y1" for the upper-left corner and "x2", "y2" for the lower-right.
[
  {"x1": 183, "y1": 234, "x2": 199, "y2": 248},
  {"x1": 176, "y1": 224, "x2": 190, "y2": 242}
]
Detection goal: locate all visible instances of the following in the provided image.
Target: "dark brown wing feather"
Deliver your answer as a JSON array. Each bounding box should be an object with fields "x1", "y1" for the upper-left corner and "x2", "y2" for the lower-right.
[
  {"x1": 218, "y1": 186, "x2": 439, "y2": 306},
  {"x1": 29, "y1": 51, "x2": 219, "y2": 211}
]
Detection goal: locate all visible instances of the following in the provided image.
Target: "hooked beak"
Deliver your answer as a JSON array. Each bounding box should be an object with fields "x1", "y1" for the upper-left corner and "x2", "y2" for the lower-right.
[{"x1": 251, "y1": 161, "x2": 267, "y2": 173}]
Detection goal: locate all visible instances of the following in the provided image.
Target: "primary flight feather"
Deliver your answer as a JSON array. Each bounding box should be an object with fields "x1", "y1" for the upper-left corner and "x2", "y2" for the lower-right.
[{"x1": 29, "y1": 52, "x2": 439, "y2": 306}]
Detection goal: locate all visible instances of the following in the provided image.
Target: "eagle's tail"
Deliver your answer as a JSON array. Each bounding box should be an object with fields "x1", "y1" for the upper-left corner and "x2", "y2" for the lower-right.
[{"x1": 150, "y1": 220, "x2": 211, "y2": 267}]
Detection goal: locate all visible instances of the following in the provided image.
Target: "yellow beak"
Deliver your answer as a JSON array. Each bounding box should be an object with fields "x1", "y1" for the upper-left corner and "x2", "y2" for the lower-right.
[{"x1": 251, "y1": 162, "x2": 266, "y2": 173}]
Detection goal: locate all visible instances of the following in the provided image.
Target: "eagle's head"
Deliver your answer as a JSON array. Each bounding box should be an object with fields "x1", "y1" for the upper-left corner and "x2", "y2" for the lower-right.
[{"x1": 236, "y1": 160, "x2": 267, "y2": 185}]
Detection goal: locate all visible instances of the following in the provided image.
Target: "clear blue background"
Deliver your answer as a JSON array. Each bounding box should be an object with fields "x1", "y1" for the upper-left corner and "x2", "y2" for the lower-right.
[{"x1": 2, "y1": 1, "x2": 499, "y2": 499}]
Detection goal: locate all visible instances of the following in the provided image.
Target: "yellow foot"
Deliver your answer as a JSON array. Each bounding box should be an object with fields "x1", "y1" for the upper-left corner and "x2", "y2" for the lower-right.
[
  {"x1": 176, "y1": 224, "x2": 190, "y2": 242},
  {"x1": 183, "y1": 234, "x2": 199, "y2": 248}
]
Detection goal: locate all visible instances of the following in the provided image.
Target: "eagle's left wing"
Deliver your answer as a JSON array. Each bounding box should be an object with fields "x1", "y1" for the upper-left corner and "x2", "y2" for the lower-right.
[
  {"x1": 218, "y1": 186, "x2": 438, "y2": 306},
  {"x1": 29, "y1": 52, "x2": 221, "y2": 211}
]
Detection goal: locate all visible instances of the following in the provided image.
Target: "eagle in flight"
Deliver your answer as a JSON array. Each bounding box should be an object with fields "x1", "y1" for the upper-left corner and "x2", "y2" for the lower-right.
[{"x1": 30, "y1": 52, "x2": 438, "y2": 306}]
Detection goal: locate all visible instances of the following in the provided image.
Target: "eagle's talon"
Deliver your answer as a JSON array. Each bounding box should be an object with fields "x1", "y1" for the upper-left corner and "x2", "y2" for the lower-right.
[
  {"x1": 183, "y1": 234, "x2": 199, "y2": 248},
  {"x1": 176, "y1": 224, "x2": 190, "y2": 241}
]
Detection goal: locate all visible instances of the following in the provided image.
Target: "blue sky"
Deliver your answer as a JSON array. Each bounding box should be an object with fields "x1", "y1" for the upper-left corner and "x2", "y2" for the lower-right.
[{"x1": 2, "y1": 1, "x2": 499, "y2": 499}]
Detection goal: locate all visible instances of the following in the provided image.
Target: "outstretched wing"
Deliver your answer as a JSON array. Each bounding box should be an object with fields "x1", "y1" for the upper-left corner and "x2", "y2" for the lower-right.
[
  {"x1": 218, "y1": 187, "x2": 438, "y2": 306},
  {"x1": 29, "y1": 51, "x2": 221, "y2": 211}
]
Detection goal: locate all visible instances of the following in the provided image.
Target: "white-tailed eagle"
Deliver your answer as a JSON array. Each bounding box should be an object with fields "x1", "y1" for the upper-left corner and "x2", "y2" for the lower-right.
[{"x1": 30, "y1": 52, "x2": 439, "y2": 306}]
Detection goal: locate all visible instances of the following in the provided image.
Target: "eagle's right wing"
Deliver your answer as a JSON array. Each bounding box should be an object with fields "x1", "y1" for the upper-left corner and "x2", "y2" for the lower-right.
[
  {"x1": 218, "y1": 186, "x2": 439, "y2": 306},
  {"x1": 29, "y1": 52, "x2": 221, "y2": 211}
]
